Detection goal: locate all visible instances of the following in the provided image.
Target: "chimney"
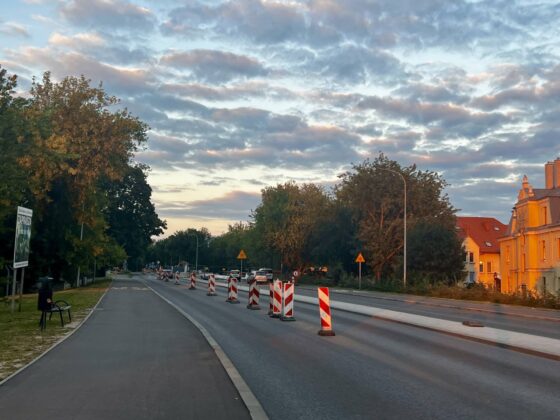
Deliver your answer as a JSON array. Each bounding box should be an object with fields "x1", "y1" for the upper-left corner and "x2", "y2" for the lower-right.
[
  {"x1": 555, "y1": 158, "x2": 560, "y2": 188},
  {"x1": 545, "y1": 161, "x2": 555, "y2": 189}
]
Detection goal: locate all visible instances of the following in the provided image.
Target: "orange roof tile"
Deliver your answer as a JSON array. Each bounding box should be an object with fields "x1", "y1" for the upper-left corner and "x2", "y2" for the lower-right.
[{"x1": 456, "y1": 217, "x2": 507, "y2": 254}]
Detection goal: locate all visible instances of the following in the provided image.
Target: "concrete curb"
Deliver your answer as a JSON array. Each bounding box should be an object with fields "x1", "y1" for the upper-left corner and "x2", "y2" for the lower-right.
[
  {"x1": 199, "y1": 278, "x2": 560, "y2": 361},
  {"x1": 296, "y1": 286, "x2": 560, "y2": 323},
  {"x1": 0, "y1": 284, "x2": 112, "y2": 387},
  {"x1": 145, "y1": 282, "x2": 269, "y2": 420}
]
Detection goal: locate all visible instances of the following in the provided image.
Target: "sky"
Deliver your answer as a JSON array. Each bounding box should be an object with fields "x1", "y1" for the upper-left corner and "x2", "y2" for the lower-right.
[{"x1": 2, "y1": 0, "x2": 560, "y2": 236}]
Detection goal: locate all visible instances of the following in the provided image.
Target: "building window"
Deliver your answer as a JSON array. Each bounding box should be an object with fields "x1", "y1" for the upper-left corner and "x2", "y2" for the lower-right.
[
  {"x1": 543, "y1": 207, "x2": 548, "y2": 225},
  {"x1": 506, "y1": 246, "x2": 510, "y2": 263},
  {"x1": 479, "y1": 261, "x2": 484, "y2": 272},
  {"x1": 487, "y1": 261, "x2": 492, "y2": 273},
  {"x1": 542, "y1": 240, "x2": 547, "y2": 260},
  {"x1": 522, "y1": 253, "x2": 526, "y2": 271},
  {"x1": 469, "y1": 252, "x2": 474, "y2": 263},
  {"x1": 557, "y1": 238, "x2": 560, "y2": 259}
]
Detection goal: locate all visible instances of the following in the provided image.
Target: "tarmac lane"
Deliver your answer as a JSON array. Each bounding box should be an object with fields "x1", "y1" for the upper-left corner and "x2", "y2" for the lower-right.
[{"x1": 0, "y1": 278, "x2": 251, "y2": 420}]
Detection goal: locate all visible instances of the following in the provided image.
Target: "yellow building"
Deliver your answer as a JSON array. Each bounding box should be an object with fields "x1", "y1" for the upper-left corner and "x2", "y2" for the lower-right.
[
  {"x1": 499, "y1": 159, "x2": 560, "y2": 296},
  {"x1": 457, "y1": 217, "x2": 507, "y2": 289}
]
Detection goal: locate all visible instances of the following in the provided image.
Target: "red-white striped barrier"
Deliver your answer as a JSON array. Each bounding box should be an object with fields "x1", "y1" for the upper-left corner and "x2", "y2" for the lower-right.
[
  {"x1": 189, "y1": 272, "x2": 196, "y2": 289},
  {"x1": 207, "y1": 274, "x2": 217, "y2": 296},
  {"x1": 281, "y1": 282, "x2": 295, "y2": 321},
  {"x1": 268, "y1": 282, "x2": 274, "y2": 315},
  {"x1": 174, "y1": 272, "x2": 180, "y2": 285},
  {"x1": 246, "y1": 280, "x2": 260, "y2": 310},
  {"x1": 226, "y1": 277, "x2": 240, "y2": 303},
  {"x1": 318, "y1": 287, "x2": 335, "y2": 336},
  {"x1": 270, "y1": 279, "x2": 282, "y2": 318}
]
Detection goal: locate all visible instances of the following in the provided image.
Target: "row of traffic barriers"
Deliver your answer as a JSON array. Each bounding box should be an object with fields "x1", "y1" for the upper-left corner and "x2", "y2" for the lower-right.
[
  {"x1": 207, "y1": 274, "x2": 335, "y2": 336},
  {"x1": 166, "y1": 272, "x2": 335, "y2": 336}
]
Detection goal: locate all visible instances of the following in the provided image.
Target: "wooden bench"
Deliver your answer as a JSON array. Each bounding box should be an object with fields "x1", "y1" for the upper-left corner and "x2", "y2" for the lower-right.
[{"x1": 40, "y1": 300, "x2": 72, "y2": 330}]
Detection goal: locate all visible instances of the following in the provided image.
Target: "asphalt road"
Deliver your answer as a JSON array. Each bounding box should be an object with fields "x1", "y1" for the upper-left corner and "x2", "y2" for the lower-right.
[
  {"x1": 213, "y1": 276, "x2": 560, "y2": 339},
  {"x1": 0, "y1": 278, "x2": 250, "y2": 420},
  {"x1": 146, "y1": 274, "x2": 560, "y2": 420}
]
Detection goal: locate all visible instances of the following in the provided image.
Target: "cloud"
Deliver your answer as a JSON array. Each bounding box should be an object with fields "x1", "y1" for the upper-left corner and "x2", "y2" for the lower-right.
[
  {"x1": 160, "y1": 49, "x2": 269, "y2": 83},
  {"x1": 60, "y1": 0, "x2": 156, "y2": 31},
  {"x1": 0, "y1": 21, "x2": 30, "y2": 38},
  {"x1": 157, "y1": 191, "x2": 261, "y2": 220}
]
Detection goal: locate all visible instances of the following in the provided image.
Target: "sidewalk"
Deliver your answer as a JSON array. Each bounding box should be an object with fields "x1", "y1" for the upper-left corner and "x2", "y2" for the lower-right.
[{"x1": 0, "y1": 278, "x2": 251, "y2": 420}]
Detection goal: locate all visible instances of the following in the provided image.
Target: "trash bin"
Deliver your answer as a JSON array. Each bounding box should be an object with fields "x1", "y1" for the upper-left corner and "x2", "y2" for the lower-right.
[{"x1": 37, "y1": 277, "x2": 53, "y2": 311}]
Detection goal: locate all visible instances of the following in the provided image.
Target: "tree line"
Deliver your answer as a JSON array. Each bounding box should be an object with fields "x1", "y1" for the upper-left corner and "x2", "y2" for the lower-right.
[
  {"x1": 149, "y1": 154, "x2": 466, "y2": 286},
  {"x1": 0, "y1": 66, "x2": 165, "y2": 288}
]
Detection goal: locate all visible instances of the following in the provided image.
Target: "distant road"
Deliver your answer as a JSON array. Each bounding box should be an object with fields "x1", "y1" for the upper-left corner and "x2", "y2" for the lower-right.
[{"x1": 146, "y1": 273, "x2": 560, "y2": 420}]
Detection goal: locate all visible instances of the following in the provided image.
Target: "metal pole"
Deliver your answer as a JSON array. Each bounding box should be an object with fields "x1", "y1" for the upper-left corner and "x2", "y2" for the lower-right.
[
  {"x1": 18, "y1": 267, "x2": 25, "y2": 312},
  {"x1": 358, "y1": 262, "x2": 362, "y2": 290},
  {"x1": 195, "y1": 235, "x2": 199, "y2": 272},
  {"x1": 76, "y1": 220, "x2": 84, "y2": 288},
  {"x1": 10, "y1": 267, "x2": 17, "y2": 313}
]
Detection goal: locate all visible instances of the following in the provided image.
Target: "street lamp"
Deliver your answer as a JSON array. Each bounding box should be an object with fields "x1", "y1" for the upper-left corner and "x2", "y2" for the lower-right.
[
  {"x1": 379, "y1": 167, "x2": 407, "y2": 288},
  {"x1": 189, "y1": 233, "x2": 199, "y2": 272}
]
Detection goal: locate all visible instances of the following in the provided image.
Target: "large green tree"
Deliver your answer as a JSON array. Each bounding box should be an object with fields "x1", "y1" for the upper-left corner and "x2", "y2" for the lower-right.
[
  {"x1": 336, "y1": 153, "x2": 458, "y2": 282},
  {"x1": 103, "y1": 165, "x2": 166, "y2": 271},
  {"x1": 252, "y1": 182, "x2": 331, "y2": 274}
]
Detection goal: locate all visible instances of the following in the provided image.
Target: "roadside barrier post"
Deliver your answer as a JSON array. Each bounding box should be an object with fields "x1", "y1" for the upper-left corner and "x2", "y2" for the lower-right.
[
  {"x1": 174, "y1": 272, "x2": 180, "y2": 285},
  {"x1": 189, "y1": 272, "x2": 196, "y2": 290},
  {"x1": 318, "y1": 287, "x2": 335, "y2": 336},
  {"x1": 270, "y1": 279, "x2": 282, "y2": 318},
  {"x1": 268, "y1": 282, "x2": 274, "y2": 315},
  {"x1": 247, "y1": 280, "x2": 260, "y2": 310},
  {"x1": 281, "y1": 281, "x2": 295, "y2": 321},
  {"x1": 207, "y1": 274, "x2": 217, "y2": 296},
  {"x1": 226, "y1": 277, "x2": 240, "y2": 304}
]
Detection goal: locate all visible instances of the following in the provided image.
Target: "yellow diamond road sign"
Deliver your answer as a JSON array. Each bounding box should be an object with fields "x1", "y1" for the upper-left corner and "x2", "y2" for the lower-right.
[
  {"x1": 355, "y1": 252, "x2": 365, "y2": 263},
  {"x1": 237, "y1": 250, "x2": 247, "y2": 260}
]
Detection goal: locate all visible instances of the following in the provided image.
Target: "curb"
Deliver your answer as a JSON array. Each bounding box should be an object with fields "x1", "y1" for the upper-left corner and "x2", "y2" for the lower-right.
[
  {"x1": 296, "y1": 286, "x2": 560, "y2": 323},
  {"x1": 198, "y1": 278, "x2": 560, "y2": 360},
  {"x1": 145, "y1": 282, "x2": 269, "y2": 420},
  {"x1": 0, "y1": 283, "x2": 112, "y2": 387}
]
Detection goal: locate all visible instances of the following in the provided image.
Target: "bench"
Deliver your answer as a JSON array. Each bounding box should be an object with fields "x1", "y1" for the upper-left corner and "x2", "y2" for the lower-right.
[{"x1": 39, "y1": 300, "x2": 72, "y2": 330}]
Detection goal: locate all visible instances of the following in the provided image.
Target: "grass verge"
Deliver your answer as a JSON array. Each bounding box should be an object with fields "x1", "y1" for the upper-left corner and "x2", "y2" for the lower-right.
[{"x1": 0, "y1": 279, "x2": 111, "y2": 381}]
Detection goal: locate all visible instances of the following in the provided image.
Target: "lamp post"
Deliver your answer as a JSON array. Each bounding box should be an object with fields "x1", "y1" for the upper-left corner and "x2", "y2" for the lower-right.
[
  {"x1": 190, "y1": 233, "x2": 199, "y2": 272},
  {"x1": 379, "y1": 167, "x2": 407, "y2": 288}
]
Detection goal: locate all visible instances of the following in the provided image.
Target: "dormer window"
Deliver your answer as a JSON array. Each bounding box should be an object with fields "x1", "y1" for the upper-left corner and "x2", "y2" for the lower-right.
[{"x1": 485, "y1": 241, "x2": 492, "y2": 247}]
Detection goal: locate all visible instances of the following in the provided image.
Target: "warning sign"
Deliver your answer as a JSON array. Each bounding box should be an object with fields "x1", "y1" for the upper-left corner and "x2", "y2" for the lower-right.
[
  {"x1": 237, "y1": 250, "x2": 247, "y2": 260},
  {"x1": 355, "y1": 252, "x2": 365, "y2": 263}
]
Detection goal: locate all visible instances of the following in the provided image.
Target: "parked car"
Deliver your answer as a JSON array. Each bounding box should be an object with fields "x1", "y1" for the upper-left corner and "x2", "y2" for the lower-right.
[{"x1": 258, "y1": 268, "x2": 274, "y2": 282}]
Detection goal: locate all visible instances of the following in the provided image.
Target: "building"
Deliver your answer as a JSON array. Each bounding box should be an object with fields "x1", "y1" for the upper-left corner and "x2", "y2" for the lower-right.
[
  {"x1": 456, "y1": 217, "x2": 507, "y2": 288},
  {"x1": 498, "y1": 159, "x2": 560, "y2": 296}
]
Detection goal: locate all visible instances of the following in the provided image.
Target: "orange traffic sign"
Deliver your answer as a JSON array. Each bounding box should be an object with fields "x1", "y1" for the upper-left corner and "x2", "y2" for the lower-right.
[
  {"x1": 355, "y1": 252, "x2": 365, "y2": 263},
  {"x1": 237, "y1": 250, "x2": 247, "y2": 260}
]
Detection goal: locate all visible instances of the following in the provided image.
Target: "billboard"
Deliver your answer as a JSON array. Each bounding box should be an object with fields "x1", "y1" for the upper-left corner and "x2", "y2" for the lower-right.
[{"x1": 13, "y1": 206, "x2": 33, "y2": 269}]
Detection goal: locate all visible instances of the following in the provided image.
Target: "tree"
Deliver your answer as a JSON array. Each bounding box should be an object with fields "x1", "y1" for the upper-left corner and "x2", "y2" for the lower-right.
[
  {"x1": 336, "y1": 153, "x2": 457, "y2": 281},
  {"x1": 103, "y1": 165, "x2": 166, "y2": 271},
  {"x1": 252, "y1": 182, "x2": 331, "y2": 275},
  {"x1": 407, "y1": 222, "x2": 465, "y2": 285},
  {"x1": 14, "y1": 72, "x2": 149, "y2": 281}
]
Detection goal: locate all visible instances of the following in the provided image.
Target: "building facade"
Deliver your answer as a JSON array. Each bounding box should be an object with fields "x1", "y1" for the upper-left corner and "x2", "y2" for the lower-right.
[
  {"x1": 498, "y1": 159, "x2": 560, "y2": 295},
  {"x1": 456, "y1": 217, "x2": 507, "y2": 289}
]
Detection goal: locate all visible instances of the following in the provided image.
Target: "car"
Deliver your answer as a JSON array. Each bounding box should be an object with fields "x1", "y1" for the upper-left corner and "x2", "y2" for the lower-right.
[{"x1": 258, "y1": 268, "x2": 274, "y2": 281}]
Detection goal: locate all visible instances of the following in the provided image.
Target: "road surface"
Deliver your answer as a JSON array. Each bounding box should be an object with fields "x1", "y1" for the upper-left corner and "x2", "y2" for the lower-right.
[{"x1": 147, "y1": 273, "x2": 560, "y2": 420}]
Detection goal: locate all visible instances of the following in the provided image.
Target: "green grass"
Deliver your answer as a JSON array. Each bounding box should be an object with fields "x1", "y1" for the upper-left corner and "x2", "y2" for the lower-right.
[{"x1": 0, "y1": 279, "x2": 111, "y2": 381}]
